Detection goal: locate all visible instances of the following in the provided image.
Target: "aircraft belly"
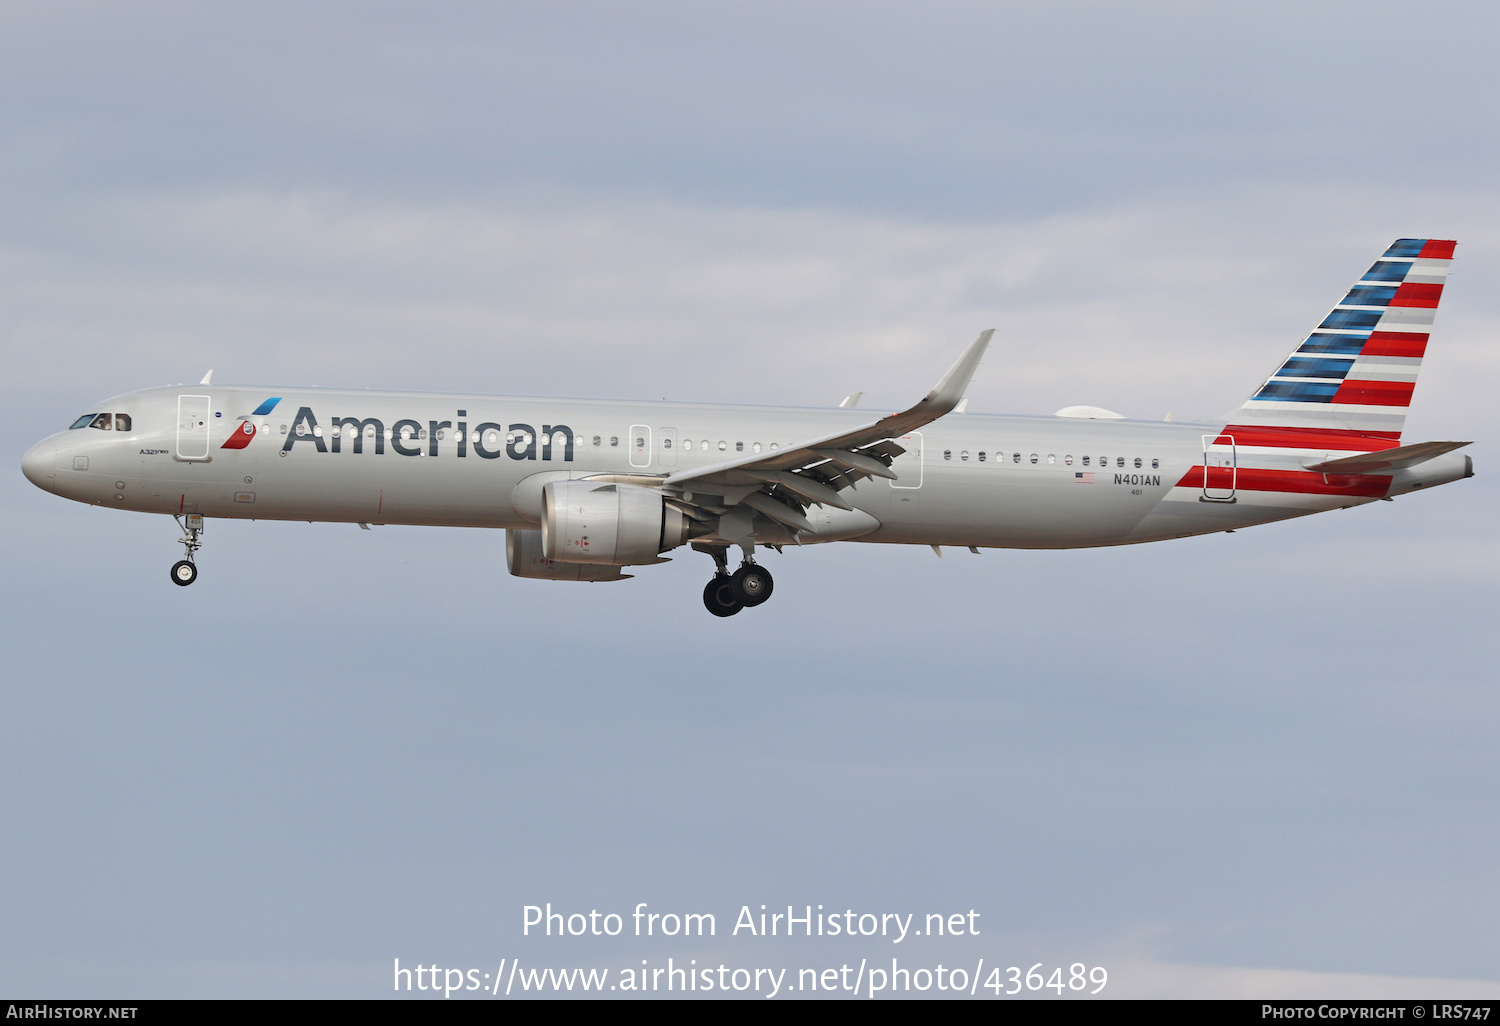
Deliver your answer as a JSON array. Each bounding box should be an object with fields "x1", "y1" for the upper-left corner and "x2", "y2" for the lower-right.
[
  {"x1": 1124, "y1": 487, "x2": 1379, "y2": 543},
  {"x1": 250, "y1": 453, "x2": 531, "y2": 526},
  {"x1": 866, "y1": 465, "x2": 1164, "y2": 548}
]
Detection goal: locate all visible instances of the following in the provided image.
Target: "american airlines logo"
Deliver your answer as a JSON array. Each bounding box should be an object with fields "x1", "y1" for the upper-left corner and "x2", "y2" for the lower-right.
[
  {"x1": 276, "y1": 406, "x2": 576, "y2": 462},
  {"x1": 221, "y1": 398, "x2": 282, "y2": 450}
]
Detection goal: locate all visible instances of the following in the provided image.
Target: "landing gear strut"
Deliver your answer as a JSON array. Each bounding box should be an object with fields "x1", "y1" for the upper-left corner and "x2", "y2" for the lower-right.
[
  {"x1": 171, "y1": 514, "x2": 203, "y2": 587},
  {"x1": 698, "y1": 544, "x2": 740, "y2": 617},
  {"x1": 695, "y1": 544, "x2": 774, "y2": 616}
]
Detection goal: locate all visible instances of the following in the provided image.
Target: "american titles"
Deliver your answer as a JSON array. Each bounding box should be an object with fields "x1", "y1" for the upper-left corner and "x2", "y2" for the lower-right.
[{"x1": 280, "y1": 407, "x2": 575, "y2": 462}]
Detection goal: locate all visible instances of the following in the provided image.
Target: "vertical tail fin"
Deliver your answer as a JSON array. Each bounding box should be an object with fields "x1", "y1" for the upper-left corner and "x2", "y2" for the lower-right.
[{"x1": 1227, "y1": 239, "x2": 1455, "y2": 450}]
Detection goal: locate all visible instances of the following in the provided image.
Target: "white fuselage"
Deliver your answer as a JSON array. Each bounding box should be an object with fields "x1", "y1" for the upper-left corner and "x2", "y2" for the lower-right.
[{"x1": 21, "y1": 384, "x2": 1469, "y2": 551}]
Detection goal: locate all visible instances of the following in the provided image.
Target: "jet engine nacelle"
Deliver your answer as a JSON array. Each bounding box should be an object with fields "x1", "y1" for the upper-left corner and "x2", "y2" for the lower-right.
[
  {"x1": 541, "y1": 480, "x2": 690, "y2": 565},
  {"x1": 505, "y1": 529, "x2": 631, "y2": 581}
]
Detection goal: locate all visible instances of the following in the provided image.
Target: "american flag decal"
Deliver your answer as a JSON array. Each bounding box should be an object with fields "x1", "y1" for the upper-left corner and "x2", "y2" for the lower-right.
[{"x1": 1075, "y1": 472, "x2": 1094, "y2": 483}]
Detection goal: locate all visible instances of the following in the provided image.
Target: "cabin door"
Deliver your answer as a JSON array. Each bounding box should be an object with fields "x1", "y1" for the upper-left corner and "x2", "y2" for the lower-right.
[
  {"x1": 1201, "y1": 434, "x2": 1237, "y2": 501},
  {"x1": 176, "y1": 395, "x2": 211, "y2": 460}
]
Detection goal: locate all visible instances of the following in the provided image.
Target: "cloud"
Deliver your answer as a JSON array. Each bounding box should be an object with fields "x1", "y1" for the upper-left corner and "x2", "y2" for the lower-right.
[{"x1": 6, "y1": 182, "x2": 1498, "y2": 435}]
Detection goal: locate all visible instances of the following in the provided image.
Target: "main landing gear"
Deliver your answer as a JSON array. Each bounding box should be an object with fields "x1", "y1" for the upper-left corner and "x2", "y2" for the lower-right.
[
  {"x1": 698, "y1": 545, "x2": 774, "y2": 617},
  {"x1": 170, "y1": 514, "x2": 203, "y2": 587}
]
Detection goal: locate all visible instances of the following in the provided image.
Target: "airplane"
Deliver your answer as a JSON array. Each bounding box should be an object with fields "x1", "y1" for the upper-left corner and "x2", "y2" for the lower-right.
[{"x1": 21, "y1": 238, "x2": 1473, "y2": 616}]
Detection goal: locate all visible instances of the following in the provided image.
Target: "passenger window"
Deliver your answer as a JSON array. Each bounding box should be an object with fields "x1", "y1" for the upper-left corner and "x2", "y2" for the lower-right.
[
  {"x1": 1116, "y1": 457, "x2": 1124, "y2": 468},
  {"x1": 960, "y1": 450, "x2": 969, "y2": 461},
  {"x1": 1047, "y1": 454, "x2": 1056, "y2": 464},
  {"x1": 718, "y1": 441, "x2": 726, "y2": 451},
  {"x1": 978, "y1": 451, "x2": 986, "y2": 462},
  {"x1": 701, "y1": 440, "x2": 709, "y2": 451},
  {"x1": 636, "y1": 436, "x2": 645, "y2": 448},
  {"x1": 1029, "y1": 454, "x2": 1038, "y2": 464},
  {"x1": 943, "y1": 450, "x2": 952, "y2": 461},
  {"x1": 1151, "y1": 458, "x2": 1159, "y2": 469},
  {"x1": 419, "y1": 428, "x2": 427, "y2": 439},
  {"x1": 683, "y1": 438, "x2": 692, "y2": 449},
  {"x1": 280, "y1": 424, "x2": 288, "y2": 434},
  {"x1": 736, "y1": 441, "x2": 743, "y2": 452},
  {"x1": 114, "y1": 414, "x2": 132, "y2": 432},
  {"x1": 753, "y1": 442, "x2": 762, "y2": 453},
  {"x1": 69, "y1": 414, "x2": 97, "y2": 430},
  {"x1": 89, "y1": 413, "x2": 112, "y2": 430},
  {"x1": 1134, "y1": 457, "x2": 1142, "y2": 469},
  {"x1": 1013, "y1": 452, "x2": 1021, "y2": 463},
  {"x1": 592, "y1": 435, "x2": 601, "y2": 446},
  {"x1": 770, "y1": 443, "x2": 779, "y2": 451},
  {"x1": 1082, "y1": 456, "x2": 1090, "y2": 466},
  {"x1": 1065, "y1": 455, "x2": 1073, "y2": 465},
  {"x1": 610, "y1": 436, "x2": 619, "y2": 447},
  {"x1": 663, "y1": 438, "x2": 673, "y2": 449}
]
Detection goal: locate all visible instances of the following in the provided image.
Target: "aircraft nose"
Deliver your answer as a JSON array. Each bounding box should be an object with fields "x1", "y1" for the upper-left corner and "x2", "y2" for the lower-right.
[{"x1": 21, "y1": 439, "x2": 57, "y2": 490}]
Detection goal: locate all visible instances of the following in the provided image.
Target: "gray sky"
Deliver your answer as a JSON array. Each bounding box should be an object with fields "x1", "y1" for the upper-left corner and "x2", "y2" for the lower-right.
[{"x1": 2, "y1": 1, "x2": 1497, "y2": 998}]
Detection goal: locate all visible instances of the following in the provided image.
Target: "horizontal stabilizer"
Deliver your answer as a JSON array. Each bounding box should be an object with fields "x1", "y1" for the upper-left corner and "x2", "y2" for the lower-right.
[{"x1": 1305, "y1": 440, "x2": 1470, "y2": 473}]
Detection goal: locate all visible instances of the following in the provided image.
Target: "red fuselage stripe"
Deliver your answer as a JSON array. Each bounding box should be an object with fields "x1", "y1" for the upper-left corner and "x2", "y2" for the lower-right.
[{"x1": 1174, "y1": 466, "x2": 1393, "y2": 497}]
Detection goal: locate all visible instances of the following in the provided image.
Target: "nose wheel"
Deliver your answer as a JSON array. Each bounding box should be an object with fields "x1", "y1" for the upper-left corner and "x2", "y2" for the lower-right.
[{"x1": 171, "y1": 514, "x2": 204, "y2": 586}]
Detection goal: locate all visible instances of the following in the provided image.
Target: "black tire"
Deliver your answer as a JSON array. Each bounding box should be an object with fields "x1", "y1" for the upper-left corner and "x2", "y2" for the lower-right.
[
  {"x1": 170, "y1": 560, "x2": 198, "y2": 586},
  {"x1": 703, "y1": 576, "x2": 742, "y2": 617},
  {"x1": 731, "y1": 564, "x2": 773, "y2": 607}
]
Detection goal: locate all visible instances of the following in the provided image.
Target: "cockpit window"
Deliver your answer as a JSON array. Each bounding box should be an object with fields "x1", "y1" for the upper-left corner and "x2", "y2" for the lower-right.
[{"x1": 70, "y1": 412, "x2": 130, "y2": 430}]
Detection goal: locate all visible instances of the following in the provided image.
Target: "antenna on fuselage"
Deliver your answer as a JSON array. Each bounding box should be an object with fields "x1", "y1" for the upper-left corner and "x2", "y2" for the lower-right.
[{"x1": 199, "y1": 370, "x2": 214, "y2": 385}]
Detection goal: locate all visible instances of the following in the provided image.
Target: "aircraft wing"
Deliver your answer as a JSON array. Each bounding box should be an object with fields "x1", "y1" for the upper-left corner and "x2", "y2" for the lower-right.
[
  {"x1": 644, "y1": 329, "x2": 994, "y2": 532},
  {"x1": 669, "y1": 329, "x2": 992, "y2": 487},
  {"x1": 1305, "y1": 440, "x2": 1471, "y2": 473}
]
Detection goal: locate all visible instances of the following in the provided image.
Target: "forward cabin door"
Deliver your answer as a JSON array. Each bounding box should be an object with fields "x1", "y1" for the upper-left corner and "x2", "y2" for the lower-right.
[
  {"x1": 176, "y1": 395, "x2": 211, "y2": 460},
  {"x1": 1201, "y1": 433, "x2": 1237, "y2": 501}
]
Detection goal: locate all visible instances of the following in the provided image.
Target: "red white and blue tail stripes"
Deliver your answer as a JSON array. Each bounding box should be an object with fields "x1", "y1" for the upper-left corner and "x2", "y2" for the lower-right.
[{"x1": 1232, "y1": 239, "x2": 1454, "y2": 444}]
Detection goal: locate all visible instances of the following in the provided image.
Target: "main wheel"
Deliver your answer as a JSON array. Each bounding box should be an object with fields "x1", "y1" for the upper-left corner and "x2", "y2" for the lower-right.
[
  {"x1": 731, "y1": 564, "x2": 773, "y2": 607},
  {"x1": 170, "y1": 560, "x2": 198, "y2": 586},
  {"x1": 703, "y1": 576, "x2": 742, "y2": 617}
]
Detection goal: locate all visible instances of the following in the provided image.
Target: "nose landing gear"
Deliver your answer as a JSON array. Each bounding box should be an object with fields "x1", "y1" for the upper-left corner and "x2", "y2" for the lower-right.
[{"x1": 170, "y1": 514, "x2": 203, "y2": 587}]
